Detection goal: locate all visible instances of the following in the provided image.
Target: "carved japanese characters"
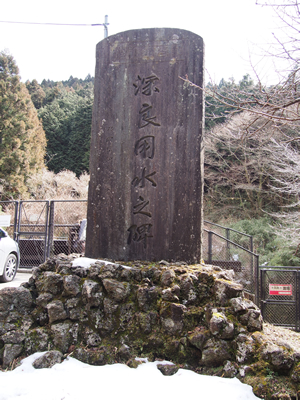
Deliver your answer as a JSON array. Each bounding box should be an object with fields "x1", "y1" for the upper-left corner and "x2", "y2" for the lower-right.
[{"x1": 86, "y1": 28, "x2": 204, "y2": 262}]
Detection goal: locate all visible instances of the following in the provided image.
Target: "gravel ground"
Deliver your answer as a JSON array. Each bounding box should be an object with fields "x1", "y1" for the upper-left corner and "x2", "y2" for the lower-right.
[{"x1": 263, "y1": 322, "x2": 300, "y2": 352}]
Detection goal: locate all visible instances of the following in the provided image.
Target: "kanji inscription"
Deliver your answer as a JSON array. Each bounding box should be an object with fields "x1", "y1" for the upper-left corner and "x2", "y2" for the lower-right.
[
  {"x1": 86, "y1": 28, "x2": 204, "y2": 262},
  {"x1": 133, "y1": 74, "x2": 160, "y2": 96},
  {"x1": 134, "y1": 136, "x2": 155, "y2": 159}
]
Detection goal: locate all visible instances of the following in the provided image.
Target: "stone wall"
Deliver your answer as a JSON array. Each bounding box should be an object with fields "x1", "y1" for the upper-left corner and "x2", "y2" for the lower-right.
[{"x1": 0, "y1": 255, "x2": 299, "y2": 399}]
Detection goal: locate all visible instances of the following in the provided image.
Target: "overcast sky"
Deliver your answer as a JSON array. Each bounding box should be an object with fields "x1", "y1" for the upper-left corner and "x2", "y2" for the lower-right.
[{"x1": 1, "y1": 0, "x2": 280, "y2": 84}]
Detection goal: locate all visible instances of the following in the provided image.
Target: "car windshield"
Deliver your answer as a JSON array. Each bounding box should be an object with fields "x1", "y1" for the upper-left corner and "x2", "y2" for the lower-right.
[{"x1": 0, "y1": 229, "x2": 7, "y2": 239}]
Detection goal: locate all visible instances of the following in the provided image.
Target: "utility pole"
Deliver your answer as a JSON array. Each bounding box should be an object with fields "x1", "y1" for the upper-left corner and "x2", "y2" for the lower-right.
[{"x1": 92, "y1": 15, "x2": 109, "y2": 38}]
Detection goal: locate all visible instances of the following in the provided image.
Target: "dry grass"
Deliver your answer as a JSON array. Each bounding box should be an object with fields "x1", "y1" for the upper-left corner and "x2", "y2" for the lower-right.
[
  {"x1": 26, "y1": 169, "x2": 89, "y2": 235},
  {"x1": 1, "y1": 169, "x2": 89, "y2": 237},
  {"x1": 27, "y1": 168, "x2": 89, "y2": 200}
]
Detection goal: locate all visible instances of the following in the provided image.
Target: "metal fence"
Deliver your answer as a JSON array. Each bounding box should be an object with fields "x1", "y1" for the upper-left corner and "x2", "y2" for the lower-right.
[
  {"x1": 16, "y1": 200, "x2": 50, "y2": 268},
  {"x1": 204, "y1": 220, "x2": 254, "y2": 252},
  {"x1": 202, "y1": 224, "x2": 300, "y2": 329},
  {"x1": 0, "y1": 202, "x2": 259, "y2": 299},
  {"x1": 260, "y1": 267, "x2": 300, "y2": 331},
  {"x1": 0, "y1": 200, "x2": 87, "y2": 268},
  {"x1": 47, "y1": 200, "x2": 87, "y2": 258},
  {"x1": 3, "y1": 201, "x2": 299, "y2": 329},
  {"x1": 203, "y1": 227, "x2": 259, "y2": 303}
]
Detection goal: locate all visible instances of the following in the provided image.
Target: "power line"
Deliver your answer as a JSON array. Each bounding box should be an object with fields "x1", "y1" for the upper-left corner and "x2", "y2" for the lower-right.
[
  {"x1": 0, "y1": 15, "x2": 109, "y2": 37},
  {"x1": 0, "y1": 21, "x2": 101, "y2": 26}
]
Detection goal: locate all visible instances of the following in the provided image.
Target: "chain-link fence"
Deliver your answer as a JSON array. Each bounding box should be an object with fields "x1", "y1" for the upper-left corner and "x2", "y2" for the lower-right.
[
  {"x1": 48, "y1": 200, "x2": 87, "y2": 257},
  {"x1": 17, "y1": 200, "x2": 49, "y2": 268},
  {"x1": 0, "y1": 200, "x2": 87, "y2": 268},
  {"x1": 260, "y1": 267, "x2": 300, "y2": 331}
]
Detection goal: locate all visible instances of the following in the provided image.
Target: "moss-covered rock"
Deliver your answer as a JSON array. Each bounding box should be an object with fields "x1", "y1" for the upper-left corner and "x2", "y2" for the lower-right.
[{"x1": 1, "y1": 255, "x2": 300, "y2": 398}]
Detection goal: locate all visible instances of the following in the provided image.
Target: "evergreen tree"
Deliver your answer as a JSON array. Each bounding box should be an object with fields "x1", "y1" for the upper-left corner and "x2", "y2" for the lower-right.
[
  {"x1": 205, "y1": 74, "x2": 255, "y2": 129},
  {"x1": 25, "y1": 79, "x2": 46, "y2": 109},
  {"x1": 0, "y1": 51, "x2": 46, "y2": 198},
  {"x1": 38, "y1": 86, "x2": 93, "y2": 175},
  {"x1": 67, "y1": 96, "x2": 93, "y2": 175}
]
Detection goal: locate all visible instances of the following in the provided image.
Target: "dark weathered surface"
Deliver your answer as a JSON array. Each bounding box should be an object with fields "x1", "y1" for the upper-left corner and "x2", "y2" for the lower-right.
[{"x1": 86, "y1": 28, "x2": 204, "y2": 262}]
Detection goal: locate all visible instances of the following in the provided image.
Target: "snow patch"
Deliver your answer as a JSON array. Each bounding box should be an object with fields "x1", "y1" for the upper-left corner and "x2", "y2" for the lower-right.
[
  {"x1": 0, "y1": 353, "x2": 260, "y2": 400},
  {"x1": 71, "y1": 257, "x2": 131, "y2": 269}
]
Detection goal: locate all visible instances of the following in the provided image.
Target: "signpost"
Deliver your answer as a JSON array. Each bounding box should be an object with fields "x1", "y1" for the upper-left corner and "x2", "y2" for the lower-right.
[{"x1": 269, "y1": 284, "x2": 293, "y2": 296}]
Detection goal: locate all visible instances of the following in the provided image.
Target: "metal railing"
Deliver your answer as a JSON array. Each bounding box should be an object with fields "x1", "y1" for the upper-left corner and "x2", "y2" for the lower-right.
[
  {"x1": 203, "y1": 228, "x2": 259, "y2": 303},
  {"x1": 204, "y1": 220, "x2": 254, "y2": 253}
]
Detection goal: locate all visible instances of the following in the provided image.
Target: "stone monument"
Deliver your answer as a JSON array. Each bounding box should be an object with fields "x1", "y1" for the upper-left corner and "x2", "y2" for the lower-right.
[{"x1": 86, "y1": 28, "x2": 204, "y2": 263}]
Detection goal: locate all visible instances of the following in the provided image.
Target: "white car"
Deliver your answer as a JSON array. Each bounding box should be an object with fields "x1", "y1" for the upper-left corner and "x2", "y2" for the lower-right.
[{"x1": 0, "y1": 228, "x2": 20, "y2": 282}]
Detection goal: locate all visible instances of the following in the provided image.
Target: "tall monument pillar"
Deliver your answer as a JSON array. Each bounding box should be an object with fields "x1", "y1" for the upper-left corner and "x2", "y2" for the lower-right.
[{"x1": 86, "y1": 28, "x2": 204, "y2": 263}]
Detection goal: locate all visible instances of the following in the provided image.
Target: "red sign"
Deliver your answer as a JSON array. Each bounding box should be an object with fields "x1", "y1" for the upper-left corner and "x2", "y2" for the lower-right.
[{"x1": 269, "y1": 284, "x2": 292, "y2": 296}]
